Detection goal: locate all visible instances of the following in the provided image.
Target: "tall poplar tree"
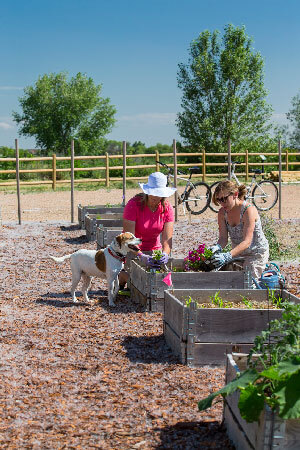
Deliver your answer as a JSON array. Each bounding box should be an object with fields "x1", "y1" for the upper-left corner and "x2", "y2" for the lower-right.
[{"x1": 177, "y1": 24, "x2": 272, "y2": 151}]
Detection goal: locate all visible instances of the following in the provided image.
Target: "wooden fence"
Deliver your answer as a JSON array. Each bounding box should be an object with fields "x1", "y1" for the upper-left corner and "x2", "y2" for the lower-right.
[{"x1": 0, "y1": 148, "x2": 300, "y2": 189}]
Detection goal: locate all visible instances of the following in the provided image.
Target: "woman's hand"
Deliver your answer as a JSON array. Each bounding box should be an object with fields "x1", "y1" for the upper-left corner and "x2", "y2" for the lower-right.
[
  {"x1": 208, "y1": 243, "x2": 222, "y2": 254},
  {"x1": 157, "y1": 252, "x2": 169, "y2": 265},
  {"x1": 211, "y1": 252, "x2": 232, "y2": 269},
  {"x1": 138, "y1": 252, "x2": 156, "y2": 267}
]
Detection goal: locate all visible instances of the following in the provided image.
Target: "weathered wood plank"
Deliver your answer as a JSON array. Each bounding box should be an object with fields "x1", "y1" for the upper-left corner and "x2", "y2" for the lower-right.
[
  {"x1": 192, "y1": 343, "x2": 254, "y2": 366},
  {"x1": 85, "y1": 213, "x2": 123, "y2": 241},
  {"x1": 164, "y1": 291, "x2": 188, "y2": 341},
  {"x1": 130, "y1": 284, "x2": 148, "y2": 308},
  {"x1": 96, "y1": 226, "x2": 123, "y2": 249},
  {"x1": 282, "y1": 290, "x2": 300, "y2": 304},
  {"x1": 78, "y1": 204, "x2": 124, "y2": 229},
  {"x1": 164, "y1": 322, "x2": 186, "y2": 364},
  {"x1": 194, "y1": 308, "x2": 282, "y2": 343}
]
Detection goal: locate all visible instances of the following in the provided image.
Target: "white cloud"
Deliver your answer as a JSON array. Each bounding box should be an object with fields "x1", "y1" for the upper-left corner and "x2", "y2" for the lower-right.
[
  {"x1": 0, "y1": 86, "x2": 23, "y2": 90},
  {"x1": 119, "y1": 112, "x2": 177, "y2": 125},
  {"x1": 0, "y1": 122, "x2": 13, "y2": 130}
]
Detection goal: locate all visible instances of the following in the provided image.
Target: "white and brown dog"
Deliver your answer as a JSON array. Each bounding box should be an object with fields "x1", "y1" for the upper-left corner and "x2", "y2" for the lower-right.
[{"x1": 49, "y1": 232, "x2": 141, "y2": 306}]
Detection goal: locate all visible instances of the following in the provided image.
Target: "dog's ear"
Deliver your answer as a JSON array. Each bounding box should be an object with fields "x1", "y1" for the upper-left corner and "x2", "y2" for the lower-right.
[{"x1": 115, "y1": 234, "x2": 123, "y2": 248}]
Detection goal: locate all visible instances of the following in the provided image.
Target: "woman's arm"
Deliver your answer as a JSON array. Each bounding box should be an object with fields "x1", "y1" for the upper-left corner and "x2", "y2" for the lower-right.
[
  {"x1": 161, "y1": 221, "x2": 174, "y2": 255},
  {"x1": 123, "y1": 219, "x2": 136, "y2": 235},
  {"x1": 217, "y1": 209, "x2": 229, "y2": 249},
  {"x1": 230, "y1": 206, "x2": 257, "y2": 257}
]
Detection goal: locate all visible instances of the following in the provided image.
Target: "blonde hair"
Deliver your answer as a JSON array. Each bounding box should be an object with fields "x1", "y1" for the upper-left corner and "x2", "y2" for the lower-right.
[
  {"x1": 212, "y1": 180, "x2": 247, "y2": 206},
  {"x1": 134, "y1": 193, "x2": 167, "y2": 212}
]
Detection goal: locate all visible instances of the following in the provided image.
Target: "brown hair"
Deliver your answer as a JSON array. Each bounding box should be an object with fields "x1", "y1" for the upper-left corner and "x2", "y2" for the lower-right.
[
  {"x1": 212, "y1": 180, "x2": 248, "y2": 206},
  {"x1": 134, "y1": 193, "x2": 167, "y2": 212}
]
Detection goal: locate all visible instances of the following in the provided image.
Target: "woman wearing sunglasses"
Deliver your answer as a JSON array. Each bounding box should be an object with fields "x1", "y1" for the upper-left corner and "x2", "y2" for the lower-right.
[{"x1": 209, "y1": 180, "x2": 269, "y2": 280}]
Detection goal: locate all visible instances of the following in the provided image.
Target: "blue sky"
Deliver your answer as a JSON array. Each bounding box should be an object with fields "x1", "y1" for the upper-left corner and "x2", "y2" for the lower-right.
[{"x1": 0, "y1": 0, "x2": 299, "y2": 148}]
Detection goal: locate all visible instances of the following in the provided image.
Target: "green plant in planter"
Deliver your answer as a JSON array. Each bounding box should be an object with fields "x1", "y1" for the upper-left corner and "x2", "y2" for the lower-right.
[
  {"x1": 209, "y1": 291, "x2": 224, "y2": 308},
  {"x1": 240, "y1": 296, "x2": 253, "y2": 309},
  {"x1": 198, "y1": 301, "x2": 300, "y2": 422},
  {"x1": 152, "y1": 249, "x2": 164, "y2": 262}
]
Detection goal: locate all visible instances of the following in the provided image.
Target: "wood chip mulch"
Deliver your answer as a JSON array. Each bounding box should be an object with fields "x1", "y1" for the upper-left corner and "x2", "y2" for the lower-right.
[{"x1": 0, "y1": 223, "x2": 235, "y2": 449}]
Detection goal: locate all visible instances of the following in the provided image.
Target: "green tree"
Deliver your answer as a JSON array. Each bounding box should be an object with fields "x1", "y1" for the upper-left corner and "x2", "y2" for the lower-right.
[
  {"x1": 13, "y1": 72, "x2": 116, "y2": 155},
  {"x1": 287, "y1": 91, "x2": 300, "y2": 148},
  {"x1": 177, "y1": 24, "x2": 272, "y2": 151}
]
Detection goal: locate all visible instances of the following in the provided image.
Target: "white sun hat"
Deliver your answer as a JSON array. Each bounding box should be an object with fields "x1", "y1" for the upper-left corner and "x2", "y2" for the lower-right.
[{"x1": 139, "y1": 172, "x2": 177, "y2": 197}]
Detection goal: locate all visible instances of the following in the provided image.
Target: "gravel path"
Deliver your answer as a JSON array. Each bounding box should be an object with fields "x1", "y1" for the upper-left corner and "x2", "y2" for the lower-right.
[
  {"x1": 0, "y1": 187, "x2": 299, "y2": 448},
  {"x1": 0, "y1": 222, "x2": 234, "y2": 449}
]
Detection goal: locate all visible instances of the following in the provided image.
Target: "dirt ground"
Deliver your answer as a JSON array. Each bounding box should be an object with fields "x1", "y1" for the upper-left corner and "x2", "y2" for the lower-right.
[
  {"x1": 0, "y1": 183, "x2": 300, "y2": 223},
  {"x1": 0, "y1": 186, "x2": 299, "y2": 449}
]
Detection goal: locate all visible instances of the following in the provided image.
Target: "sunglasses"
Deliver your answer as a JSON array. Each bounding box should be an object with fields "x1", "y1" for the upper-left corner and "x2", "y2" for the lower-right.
[{"x1": 217, "y1": 194, "x2": 231, "y2": 203}]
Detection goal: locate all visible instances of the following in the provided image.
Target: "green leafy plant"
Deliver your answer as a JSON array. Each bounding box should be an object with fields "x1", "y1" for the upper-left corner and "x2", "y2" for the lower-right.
[
  {"x1": 268, "y1": 289, "x2": 283, "y2": 309},
  {"x1": 185, "y1": 296, "x2": 192, "y2": 307},
  {"x1": 152, "y1": 249, "x2": 164, "y2": 261},
  {"x1": 240, "y1": 296, "x2": 253, "y2": 309},
  {"x1": 209, "y1": 291, "x2": 223, "y2": 308},
  {"x1": 198, "y1": 301, "x2": 300, "y2": 422}
]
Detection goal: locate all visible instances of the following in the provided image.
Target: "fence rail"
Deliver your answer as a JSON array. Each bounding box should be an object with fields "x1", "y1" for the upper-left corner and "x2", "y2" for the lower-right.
[{"x1": 0, "y1": 149, "x2": 299, "y2": 188}]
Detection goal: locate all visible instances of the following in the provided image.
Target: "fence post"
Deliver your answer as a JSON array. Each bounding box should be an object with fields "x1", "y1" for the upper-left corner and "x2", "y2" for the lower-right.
[
  {"x1": 15, "y1": 139, "x2": 21, "y2": 225},
  {"x1": 52, "y1": 153, "x2": 56, "y2": 190},
  {"x1": 278, "y1": 140, "x2": 282, "y2": 220},
  {"x1": 122, "y1": 141, "x2": 126, "y2": 207},
  {"x1": 228, "y1": 139, "x2": 232, "y2": 180},
  {"x1": 156, "y1": 150, "x2": 159, "y2": 171},
  {"x1": 105, "y1": 152, "x2": 110, "y2": 187},
  {"x1": 173, "y1": 139, "x2": 178, "y2": 222},
  {"x1": 70, "y1": 140, "x2": 74, "y2": 223},
  {"x1": 202, "y1": 150, "x2": 206, "y2": 182},
  {"x1": 285, "y1": 149, "x2": 289, "y2": 172},
  {"x1": 245, "y1": 150, "x2": 249, "y2": 182}
]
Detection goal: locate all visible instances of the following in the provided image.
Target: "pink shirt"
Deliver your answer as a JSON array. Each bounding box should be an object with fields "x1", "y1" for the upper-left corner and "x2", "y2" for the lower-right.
[{"x1": 123, "y1": 197, "x2": 174, "y2": 251}]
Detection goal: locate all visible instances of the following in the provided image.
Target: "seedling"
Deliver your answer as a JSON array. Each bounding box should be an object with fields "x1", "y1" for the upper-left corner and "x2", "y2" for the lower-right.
[
  {"x1": 240, "y1": 296, "x2": 253, "y2": 309},
  {"x1": 209, "y1": 291, "x2": 224, "y2": 308},
  {"x1": 268, "y1": 289, "x2": 283, "y2": 308},
  {"x1": 185, "y1": 296, "x2": 192, "y2": 307}
]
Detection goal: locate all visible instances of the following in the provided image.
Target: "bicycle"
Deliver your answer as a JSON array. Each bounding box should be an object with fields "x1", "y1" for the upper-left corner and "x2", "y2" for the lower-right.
[
  {"x1": 156, "y1": 161, "x2": 211, "y2": 215},
  {"x1": 209, "y1": 159, "x2": 278, "y2": 213}
]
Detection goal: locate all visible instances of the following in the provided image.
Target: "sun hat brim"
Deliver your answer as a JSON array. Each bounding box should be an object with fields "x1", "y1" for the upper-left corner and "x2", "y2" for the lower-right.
[{"x1": 138, "y1": 183, "x2": 177, "y2": 198}]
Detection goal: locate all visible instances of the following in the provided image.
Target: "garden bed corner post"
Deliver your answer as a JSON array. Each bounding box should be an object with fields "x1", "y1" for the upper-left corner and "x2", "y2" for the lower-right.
[
  {"x1": 123, "y1": 141, "x2": 126, "y2": 207},
  {"x1": 186, "y1": 301, "x2": 196, "y2": 366}
]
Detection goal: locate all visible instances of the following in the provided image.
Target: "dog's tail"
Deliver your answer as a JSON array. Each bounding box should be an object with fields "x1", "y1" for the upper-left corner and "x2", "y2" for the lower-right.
[{"x1": 49, "y1": 254, "x2": 72, "y2": 264}]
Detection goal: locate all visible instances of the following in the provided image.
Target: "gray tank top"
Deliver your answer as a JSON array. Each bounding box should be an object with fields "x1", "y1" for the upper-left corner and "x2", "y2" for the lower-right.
[{"x1": 224, "y1": 201, "x2": 269, "y2": 256}]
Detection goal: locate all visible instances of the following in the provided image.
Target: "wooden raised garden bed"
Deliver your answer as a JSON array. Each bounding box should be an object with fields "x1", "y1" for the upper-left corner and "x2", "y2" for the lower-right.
[
  {"x1": 129, "y1": 258, "x2": 245, "y2": 312},
  {"x1": 224, "y1": 352, "x2": 300, "y2": 449},
  {"x1": 163, "y1": 289, "x2": 300, "y2": 366},
  {"x1": 78, "y1": 204, "x2": 124, "y2": 229},
  {"x1": 96, "y1": 226, "x2": 123, "y2": 249},
  {"x1": 85, "y1": 213, "x2": 123, "y2": 241}
]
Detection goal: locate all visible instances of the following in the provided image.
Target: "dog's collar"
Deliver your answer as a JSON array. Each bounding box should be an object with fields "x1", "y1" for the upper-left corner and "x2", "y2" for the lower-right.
[{"x1": 108, "y1": 248, "x2": 126, "y2": 263}]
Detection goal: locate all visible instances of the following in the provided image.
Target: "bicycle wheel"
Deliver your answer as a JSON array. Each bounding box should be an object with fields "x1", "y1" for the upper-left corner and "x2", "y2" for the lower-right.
[
  {"x1": 185, "y1": 182, "x2": 211, "y2": 215},
  {"x1": 252, "y1": 181, "x2": 278, "y2": 211},
  {"x1": 208, "y1": 181, "x2": 222, "y2": 213}
]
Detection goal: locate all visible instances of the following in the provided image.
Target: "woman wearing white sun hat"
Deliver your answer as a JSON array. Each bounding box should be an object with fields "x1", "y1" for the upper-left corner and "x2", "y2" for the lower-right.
[{"x1": 118, "y1": 172, "x2": 177, "y2": 292}]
